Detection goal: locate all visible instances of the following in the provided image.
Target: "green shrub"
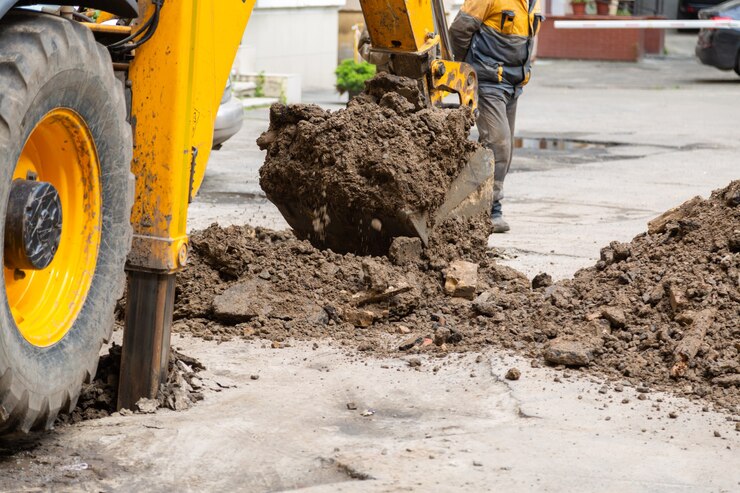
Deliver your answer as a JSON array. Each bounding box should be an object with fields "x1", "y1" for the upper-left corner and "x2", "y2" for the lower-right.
[{"x1": 335, "y1": 59, "x2": 376, "y2": 96}]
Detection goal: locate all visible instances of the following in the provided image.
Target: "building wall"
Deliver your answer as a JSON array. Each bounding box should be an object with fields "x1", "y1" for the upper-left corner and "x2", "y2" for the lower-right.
[{"x1": 242, "y1": 0, "x2": 344, "y2": 89}]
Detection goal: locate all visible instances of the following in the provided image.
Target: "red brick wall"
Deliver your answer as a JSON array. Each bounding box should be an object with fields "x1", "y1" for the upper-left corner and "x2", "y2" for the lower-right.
[{"x1": 537, "y1": 15, "x2": 665, "y2": 62}]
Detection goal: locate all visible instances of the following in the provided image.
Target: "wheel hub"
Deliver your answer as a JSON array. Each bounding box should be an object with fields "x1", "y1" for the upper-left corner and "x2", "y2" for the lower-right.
[{"x1": 4, "y1": 179, "x2": 63, "y2": 270}]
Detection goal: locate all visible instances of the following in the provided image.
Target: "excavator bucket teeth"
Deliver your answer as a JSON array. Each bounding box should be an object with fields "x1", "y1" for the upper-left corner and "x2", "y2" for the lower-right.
[
  {"x1": 271, "y1": 147, "x2": 494, "y2": 255},
  {"x1": 431, "y1": 147, "x2": 495, "y2": 232}
]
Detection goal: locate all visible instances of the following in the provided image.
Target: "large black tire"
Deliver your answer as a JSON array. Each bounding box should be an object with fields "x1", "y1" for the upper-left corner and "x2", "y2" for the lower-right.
[{"x1": 0, "y1": 12, "x2": 133, "y2": 432}]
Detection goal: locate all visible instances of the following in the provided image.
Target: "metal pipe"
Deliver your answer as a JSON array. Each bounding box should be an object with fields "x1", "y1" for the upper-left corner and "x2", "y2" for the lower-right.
[
  {"x1": 554, "y1": 19, "x2": 740, "y2": 29},
  {"x1": 431, "y1": 0, "x2": 454, "y2": 61}
]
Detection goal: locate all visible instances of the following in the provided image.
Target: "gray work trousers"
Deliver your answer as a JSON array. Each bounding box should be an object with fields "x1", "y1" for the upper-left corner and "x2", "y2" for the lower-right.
[{"x1": 476, "y1": 92, "x2": 518, "y2": 204}]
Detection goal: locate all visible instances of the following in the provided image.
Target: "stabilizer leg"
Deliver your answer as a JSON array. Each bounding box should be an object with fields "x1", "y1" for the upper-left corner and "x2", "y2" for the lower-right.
[{"x1": 117, "y1": 270, "x2": 175, "y2": 410}]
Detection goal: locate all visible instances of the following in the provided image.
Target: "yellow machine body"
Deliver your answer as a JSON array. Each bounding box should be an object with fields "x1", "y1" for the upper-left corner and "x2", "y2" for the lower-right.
[
  {"x1": 360, "y1": 0, "x2": 437, "y2": 53},
  {"x1": 125, "y1": 0, "x2": 255, "y2": 272},
  {"x1": 359, "y1": 0, "x2": 478, "y2": 112}
]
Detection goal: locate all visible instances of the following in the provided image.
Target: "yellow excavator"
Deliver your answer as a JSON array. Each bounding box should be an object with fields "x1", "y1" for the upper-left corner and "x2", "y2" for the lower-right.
[{"x1": 0, "y1": 0, "x2": 488, "y2": 432}]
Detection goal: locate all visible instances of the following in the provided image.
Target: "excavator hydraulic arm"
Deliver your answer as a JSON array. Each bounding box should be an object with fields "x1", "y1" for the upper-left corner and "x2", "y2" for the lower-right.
[{"x1": 359, "y1": 0, "x2": 478, "y2": 111}]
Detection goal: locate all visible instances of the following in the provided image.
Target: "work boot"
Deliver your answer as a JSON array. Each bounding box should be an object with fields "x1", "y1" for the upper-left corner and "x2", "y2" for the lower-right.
[{"x1": 491, "y1": 200, "x2": 510, "y2": 233}]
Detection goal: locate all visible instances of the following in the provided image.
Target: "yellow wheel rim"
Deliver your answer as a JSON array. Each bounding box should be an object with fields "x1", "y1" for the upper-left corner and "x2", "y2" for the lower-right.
[{"x1": 4, "y1": 109, "x2": 102, "y2": 347}]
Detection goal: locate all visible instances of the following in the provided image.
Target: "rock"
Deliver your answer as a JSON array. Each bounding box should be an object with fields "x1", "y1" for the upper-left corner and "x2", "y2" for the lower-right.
[
  {"x1": 648, "y1": 196, "x2": 701, "y2": 234},
  {"x1": 357, "y1": 341, "x2": 375, "y2": 351},
  {"x1": 642, "y1": 285, "x2": 664, "y2": 305},
  {"x1": 669, "y1": 411, "x2": 678, "y2": 419},
  {"x1": 713, "y1": 430, "x2": 721, "y2": 438},
  {"x1": 531, "y1": 272, "x2": 553, "y2": 289},
  {"x1": 544, "y1": 338, "x2": 598, "y2": 367},
  {"x1": 505, "y1": 368, "x2": 521, "y2": 380},
  {"x1": 728, "y1": 231, "x2": 740, "y2": 253},
  {"x1": 667, "y1": 284, "x2": 689, "y2": 312},
  {"x1": 212, "y1": 281, "x2": 263, "y2": 323},
  {"x1": 447, "y1": 329, "x2": 463, "y2": 344},
  {"x1": 407, "y1": 358, "x2": 422, "y2": 368},
  {"x1": 212, "y1": 279, "x2": 326, "y2": 324},
  {"x1": 601, "y1": 241, "x2": 632, "y2": 266},
  {"x1": 399, "y1": 336, "x2": 423, "y2": 351},
  {"x1": 472, "y1": 292, "x2": 502, "y2": 319},
  {"x1": 250, "y1": 374, "x2": 260, "y2": 381},
  {"x1": 135, "y1": 398, "x2": 159, "y2": 414},
  {"x1": 397, "y1": 325, "x2": 411, "y2": 334},
  {"x1": 725, "y1": 187, "x2": 740, "y2": 207},
  {"x1": 544, "y1": 285, "x2": 572, "y2": 308},
  {"x1": 444, "y1": 260, "x2": 479, "y2": 300},
  {"x1": 601, "y1": 306, "x2": 626, "y2": 329},
  {"x1": 434, "y1": 327, "x2": 451, "y2": 346},
  {"x1": 361, "y1": 258, "x2": 393, "y2": 292},
  {"x1": 599, "y1": 241, "x2": 630, "y2": 265},
  {"x1": 343, "y1": 308, "x2": 376, "y2": 328},
  {"x1": 347, "y1": 402, "x2": 357, "y2": 410},
  {"x1": 388, "y1": 237, "x2": 423, "y2": 265}
]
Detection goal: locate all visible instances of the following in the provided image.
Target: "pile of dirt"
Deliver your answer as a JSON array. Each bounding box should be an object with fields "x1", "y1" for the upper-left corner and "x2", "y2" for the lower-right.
[
  {"x1": 55, "y1": 344, "x2": 206, "y2": 426},
  {"x1": 258, "y1": 73, "x2": 488, "y2": 256},
  {"x1": 174, "y1": 182, "x2": 739, "y2": 414}
]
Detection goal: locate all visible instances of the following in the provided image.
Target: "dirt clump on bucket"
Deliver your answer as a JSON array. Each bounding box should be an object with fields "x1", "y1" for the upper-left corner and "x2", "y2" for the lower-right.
[
  {"x1": 257, "y1": 73, "x2": 484, "y2": 256},
  {"x1": 174, "y1": 182, "x2": 740, "y2": 414}
]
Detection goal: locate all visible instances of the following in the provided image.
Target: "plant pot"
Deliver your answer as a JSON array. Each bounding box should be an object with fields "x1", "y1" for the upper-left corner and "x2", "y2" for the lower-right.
[
  {"x1": 596, "y1": 1, "x2": 610, "y2": 15},
  {"x1": 572, "y1": 2, "x2": 587, "y2": 15}
]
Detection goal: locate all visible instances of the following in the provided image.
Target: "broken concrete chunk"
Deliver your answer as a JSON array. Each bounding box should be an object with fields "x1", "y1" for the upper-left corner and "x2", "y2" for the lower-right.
[
  {"x1": 444, "y1": 260, "x2": 479, "y2": 299},
  {"x1": 648, "y1": 196, "x2": 702, "y2": 234},
  {"x1": 667, "y1": 284, "x2": 689, "y2": 312},
  {"x1": 135, "y1": 398, "x2": 159, "y2": 414},
  {"x1": 343, "y1": 308, "x2": 376, "y2": 328},
  {"x1": 388, "y1": 236, "x2": 423, "y2": 266},
  {"x1": 212, "y1": 281, "x2": 263, "y2": 323},
  {"x1": 399, "y1": 336, "x2": 424, "y2": 351},
  {"x1": 601, "y1": 306, "x2": 626, "y2": 329},
  {"x1": 472, "y1": 291, "x2": 499, "y2": 318},
  {"x1": 544, "y1": 338, "x2": 598, "y2": 367},
  {"x1": 361, "y1": 259, "x2": 392, "y2": 293}
]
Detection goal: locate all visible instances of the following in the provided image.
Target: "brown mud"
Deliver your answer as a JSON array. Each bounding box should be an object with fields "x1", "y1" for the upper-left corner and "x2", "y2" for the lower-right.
[
  {"x1": 258, "y1": 73, "x2": 484, "y2": 256},
  {"x1": 174, "y1": 182, "x2": 740, "y2": 414}
]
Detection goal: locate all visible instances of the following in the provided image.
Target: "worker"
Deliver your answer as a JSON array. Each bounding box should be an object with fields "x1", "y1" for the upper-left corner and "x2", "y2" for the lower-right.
[{"x1": 449, "y1": 0, "x2": 543, "y2": 233}]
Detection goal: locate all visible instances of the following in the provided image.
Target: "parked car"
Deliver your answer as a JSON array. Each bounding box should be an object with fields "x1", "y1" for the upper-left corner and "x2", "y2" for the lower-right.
[
  {"x1": 679, "y1": 0, "x2": 727, "y2": 20},
  {"x1": 213, "y1": 79, "x2": 244, "y2": 149},
  {"x1": 695, "y1": 0, "x2": 740, "y2": 75}
]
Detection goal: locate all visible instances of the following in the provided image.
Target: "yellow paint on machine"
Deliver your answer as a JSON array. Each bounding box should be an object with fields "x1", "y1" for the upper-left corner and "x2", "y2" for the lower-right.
[
  {"x1": 360, "y1": 0, "x2": 437, "y2": 53},
  {"x1": 127, "y1": 0, "x2": 255, "y2": 272},
  {"x1": 7, "y1": 109, "x2": 102, "y2": 347}
]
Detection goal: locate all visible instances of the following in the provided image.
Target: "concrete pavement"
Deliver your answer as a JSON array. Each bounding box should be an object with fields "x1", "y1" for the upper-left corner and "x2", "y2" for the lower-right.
[{"x1": 1, "y1": 34, "x2": 737, "y2": 492}]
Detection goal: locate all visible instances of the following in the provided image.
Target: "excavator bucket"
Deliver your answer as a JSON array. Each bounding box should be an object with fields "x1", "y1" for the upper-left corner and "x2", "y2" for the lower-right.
[
  {"x1": 398, "y1": 148, "x2": 495, "y2": 246},
  {"x1": 265, "y1": 147, "x2": 495, "y2": 255}
]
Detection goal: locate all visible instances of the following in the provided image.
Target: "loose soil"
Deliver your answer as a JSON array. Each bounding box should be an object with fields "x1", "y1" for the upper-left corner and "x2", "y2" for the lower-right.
[
  {"x1": 173, "y1": 182, "x2": 740, "y2": 414},
  {"x1": 55, "y1": 343, "x2": 207, "y2": 426},
  {"x1": 258, "y1": 73, "x2": 485, "y2": 256}
]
